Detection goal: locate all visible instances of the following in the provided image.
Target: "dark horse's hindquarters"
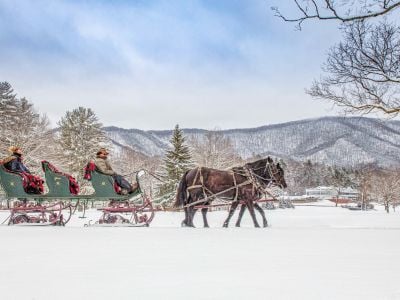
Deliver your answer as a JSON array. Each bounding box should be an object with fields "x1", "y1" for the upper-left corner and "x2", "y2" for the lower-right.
[{"x1": 174, "y1": 157, "x2": 287, "y2": 228}]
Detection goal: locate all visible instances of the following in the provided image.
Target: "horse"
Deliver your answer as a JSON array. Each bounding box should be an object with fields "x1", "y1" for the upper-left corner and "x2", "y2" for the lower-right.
[
  {"x1": 222, "y1": 163, "x2": 286, "y2": 228},
  {"x1": 174, "y1": 157, "x2": 287, "y2": 228}
]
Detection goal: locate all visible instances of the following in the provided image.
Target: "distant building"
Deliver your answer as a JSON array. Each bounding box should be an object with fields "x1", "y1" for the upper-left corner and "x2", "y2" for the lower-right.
[{"x1": 305, "y1": 186, "x2": 359, "y2": 200}]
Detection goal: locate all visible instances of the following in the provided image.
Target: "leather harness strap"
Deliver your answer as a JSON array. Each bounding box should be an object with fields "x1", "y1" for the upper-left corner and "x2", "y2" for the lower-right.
[{"x1": 182, "y1": 163, "x2": 275, "y2": 209}]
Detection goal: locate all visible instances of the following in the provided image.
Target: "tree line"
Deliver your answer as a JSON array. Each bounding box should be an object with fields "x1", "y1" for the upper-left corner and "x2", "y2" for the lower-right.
[{"x1": 1, "y1": 81, "x2": 399, "y2": 211}]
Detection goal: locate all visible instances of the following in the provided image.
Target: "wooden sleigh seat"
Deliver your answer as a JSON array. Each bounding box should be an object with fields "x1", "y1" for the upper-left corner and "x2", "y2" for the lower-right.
[
  {"x1": 89, "y1": 170, "x2": 143, "y2": 203},
  {"x1": 85, "y1": 161, "x2": 142, "y2": 200},
  {"x1": 42, "y1": 161, "x2": 75, "y2": 197},
  {"x1": 0, "y1": 165, "x2": 32, "y2": 198}
]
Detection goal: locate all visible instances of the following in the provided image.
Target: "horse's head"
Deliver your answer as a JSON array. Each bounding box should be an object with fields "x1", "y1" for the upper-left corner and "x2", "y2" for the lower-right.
[{"x1": 246, "y1": 157, "x2": 287, "y2": 189}]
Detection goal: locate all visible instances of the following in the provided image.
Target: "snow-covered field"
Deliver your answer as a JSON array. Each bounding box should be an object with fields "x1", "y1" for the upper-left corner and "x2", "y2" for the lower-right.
[{"x1": 1, "y1": 202, "x2": 400, "y2": 300}]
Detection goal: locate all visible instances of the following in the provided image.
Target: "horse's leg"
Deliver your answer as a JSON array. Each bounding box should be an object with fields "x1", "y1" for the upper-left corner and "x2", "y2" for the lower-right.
[
  {"x1": 235, "y1": 204, "x2": 247, "y2": 227},
  {"x1": 181, "y1": 193, "x2": 193, "y2": 227},
  {"x1": 189, "y1": 207, "x2": 197, "y2": 227},
  {"x1": 223, "y1": 201, "x2": 240, "y2": 228},
  {"x1": 254, "y1": 203, "x2": 268, "y2": 227},
  {"x1": 183, "y1": 192, "x2": 197, "y2": 228},
  {"x1": 246, "y1": 200, "x2": 260, "y2": 228},
  {"x1": 181, "y1": 207, "x2": 190, "y2": 227},
  {"x1": 201, "y1": 207, "x2": 209, "y2": 228}
]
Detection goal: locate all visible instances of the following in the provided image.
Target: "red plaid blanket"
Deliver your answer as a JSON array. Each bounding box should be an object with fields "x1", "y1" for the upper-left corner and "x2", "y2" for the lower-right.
[{"x1": 21, "y1": 172, "x2": 44, "y2": 194}]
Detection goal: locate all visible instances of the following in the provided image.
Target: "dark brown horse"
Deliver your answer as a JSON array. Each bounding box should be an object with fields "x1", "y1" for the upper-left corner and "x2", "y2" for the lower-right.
[
  {"x1": 224, "y1": 180, "x2": 286, "y2": 228},
  {"x1": 174, "y1": 157, "x2": 287, "y2": 228}
]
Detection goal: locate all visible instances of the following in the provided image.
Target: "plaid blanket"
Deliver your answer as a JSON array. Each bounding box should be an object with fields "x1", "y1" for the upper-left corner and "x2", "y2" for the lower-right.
[{"x1": 20, "y1": 172, "x2": 44, "y2": 194}]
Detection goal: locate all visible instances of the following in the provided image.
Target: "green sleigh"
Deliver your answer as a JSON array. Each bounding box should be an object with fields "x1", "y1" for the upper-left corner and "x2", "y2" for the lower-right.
[{"x1": 0, "y1": 162, "x2": 154, "y2": 227}]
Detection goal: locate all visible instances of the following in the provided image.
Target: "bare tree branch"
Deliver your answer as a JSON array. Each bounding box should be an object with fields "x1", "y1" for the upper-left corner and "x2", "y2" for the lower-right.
[
  {"x1": 307, "y1": 21, "x2": 400, "y2": 115},
  {"x1": 272, "y1": 0, "x2": 400, "y2": 29}
]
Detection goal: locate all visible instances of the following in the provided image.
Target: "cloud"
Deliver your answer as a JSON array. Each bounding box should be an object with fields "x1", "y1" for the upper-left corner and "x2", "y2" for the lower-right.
[{"x1": 0, "y1": 0, "x2": 343, "y2": 129}]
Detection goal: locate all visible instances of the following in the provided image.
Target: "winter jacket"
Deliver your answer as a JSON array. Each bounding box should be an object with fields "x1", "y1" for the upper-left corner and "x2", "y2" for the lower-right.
[
  {"x1": 93, "y1": 157, "x2": 134, "y2": 193},
  {"x1": 2, "y1": 155, "x2": 31, "y2": 173},
  {"x1": 94, "y1": 157, "x2": 115, "y2": 176},
  {"x1": 2, "y1": 155, "x2": 43, "y2": 194}
]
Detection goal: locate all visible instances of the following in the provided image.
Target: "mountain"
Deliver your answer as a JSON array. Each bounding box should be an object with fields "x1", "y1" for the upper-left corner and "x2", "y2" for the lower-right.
[{"x1": 104, "y1": 116, "x2": 400, "y2": 167}]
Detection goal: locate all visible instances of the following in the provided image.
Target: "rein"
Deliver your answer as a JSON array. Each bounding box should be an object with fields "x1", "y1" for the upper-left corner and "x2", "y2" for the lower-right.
[
  {"x1": 182, "y1": 162, "x2": 277, "y2": 209},
  {"x1": 182, "y1": 179, "x2": 253, "y2": 208}
]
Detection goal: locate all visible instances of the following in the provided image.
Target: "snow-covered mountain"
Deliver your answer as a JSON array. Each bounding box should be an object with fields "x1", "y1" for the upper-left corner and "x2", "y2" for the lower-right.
[{"x1": 104, "y1": 116, "x2": 400, "y2": 167}]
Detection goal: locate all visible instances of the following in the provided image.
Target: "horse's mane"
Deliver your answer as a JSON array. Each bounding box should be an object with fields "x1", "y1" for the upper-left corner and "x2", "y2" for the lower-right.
[
  {"x1": 245, "y1": 157, "x2": 273, "y2": 169},
  {"x1": 228, "y1": 157, "x2": 275, "y2": 175}
]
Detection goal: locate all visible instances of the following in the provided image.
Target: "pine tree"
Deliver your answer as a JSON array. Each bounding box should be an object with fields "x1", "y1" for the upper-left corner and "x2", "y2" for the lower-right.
[
  {"x1": 57, "y1": 107, "x2": 109, "y2": 181},
  {"x1": 0, "y1": 82, "x2": 54, "y2": 170},
  {"x1": 158, "y1": 124, "x2": 194, "y2": 199}
]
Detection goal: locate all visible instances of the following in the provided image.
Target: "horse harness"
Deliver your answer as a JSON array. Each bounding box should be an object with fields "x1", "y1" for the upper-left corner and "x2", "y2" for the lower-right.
[{"x1": 183, "y1": 163, "x2": 276, "y2": 208}]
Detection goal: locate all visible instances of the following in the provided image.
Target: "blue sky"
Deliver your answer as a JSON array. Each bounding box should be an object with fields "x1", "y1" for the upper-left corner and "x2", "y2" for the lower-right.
[{"x1": 0, "y1": 0, "x2": 345, "y2": 130}]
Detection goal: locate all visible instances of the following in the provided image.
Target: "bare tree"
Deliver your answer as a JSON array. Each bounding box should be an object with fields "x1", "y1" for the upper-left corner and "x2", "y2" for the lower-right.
[
  {"x1": 189, "y1": 130, "x2": 242, "y2": 169},
  {"x1": 308, "y1": 21, "x2": 400, "y2": 115},
  {"x1": 353, "y1": 164, "x2": 376, "y2": 210},
  {"x1": 371, "y1": 169, "x2": 400, "y2": 212},
  {"x1": 110, "y1": 146, "x2": 162, "y2": 197},
  {"x1": 273, "y1": 1, "x2": 400, "y2": 116},
  {"x1": 272, "y1": 0, "x2": 400, "y2": 29}
]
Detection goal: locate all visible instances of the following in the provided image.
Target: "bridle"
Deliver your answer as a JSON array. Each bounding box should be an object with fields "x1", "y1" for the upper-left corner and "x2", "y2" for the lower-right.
[{"x1": 248, "y1": 161, "x2": 283, "y2": 188}]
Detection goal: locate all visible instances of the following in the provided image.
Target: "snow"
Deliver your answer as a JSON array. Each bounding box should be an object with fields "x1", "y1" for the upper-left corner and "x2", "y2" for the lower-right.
[{"x1": 0, "y1": 202, "x2": 400, "y2": 300}]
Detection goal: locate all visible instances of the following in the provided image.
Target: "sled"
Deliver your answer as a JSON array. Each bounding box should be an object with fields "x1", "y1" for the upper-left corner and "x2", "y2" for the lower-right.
[{"x1": 0, "y1": 163, "x2": 156, "y2": 227}]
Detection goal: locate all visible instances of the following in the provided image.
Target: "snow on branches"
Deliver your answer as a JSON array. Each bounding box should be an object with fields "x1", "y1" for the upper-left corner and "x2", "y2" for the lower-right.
[
  {"x1": 0, "y1": 81, "x2": 54, "y2": 172},
  {"x1": 57, "y1": 107, "x2": 109, "y2": 181}
]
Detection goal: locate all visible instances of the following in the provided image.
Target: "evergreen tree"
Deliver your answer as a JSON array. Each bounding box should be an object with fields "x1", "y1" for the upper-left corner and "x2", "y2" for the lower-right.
[
  {"x1": 158, "y1": 124, "x2": 194, "y2": 199},
  {"x1": 0, "y1": 82, "x2": 54, "y2": 170},
  {"x1": 57, "y1": 107, "x2": 108, "y2": 181}
]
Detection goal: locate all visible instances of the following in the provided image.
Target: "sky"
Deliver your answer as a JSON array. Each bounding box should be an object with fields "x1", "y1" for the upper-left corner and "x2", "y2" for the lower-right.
[{"x1": 0, "y1": 0, "x2": 346, "y2": 130}]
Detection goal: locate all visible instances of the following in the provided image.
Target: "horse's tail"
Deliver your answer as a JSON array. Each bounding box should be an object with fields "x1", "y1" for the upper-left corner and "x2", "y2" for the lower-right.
[{"x1": 174, "y1": 170, "x2": 190, "y2": 208}]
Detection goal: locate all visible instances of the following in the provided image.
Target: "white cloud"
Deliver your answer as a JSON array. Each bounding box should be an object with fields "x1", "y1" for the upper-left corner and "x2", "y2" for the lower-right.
[{"x1": 1, "y1": 0, "x2": 346, "y2": 129}]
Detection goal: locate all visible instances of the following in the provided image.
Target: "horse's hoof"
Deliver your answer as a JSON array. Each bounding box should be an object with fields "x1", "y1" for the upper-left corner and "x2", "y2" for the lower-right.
[
  {"x1": 263, "y1": 223, "x2": 268, "y2": 228},
  {"x1": 223, "y1": 223, "x2": 228, "y2": 228},
  {"x1": 255, "y1": 224, "x2": 260, "y2": 228},
  {"x1": 235, "y1": 224, "x2": 241, "y2": 227},
  {"x1": 204, "y1": 225, "x2": 210, "y2": 228},
  {"x1": 181, "y1": 221, "x2": 188, "y2": 227}
]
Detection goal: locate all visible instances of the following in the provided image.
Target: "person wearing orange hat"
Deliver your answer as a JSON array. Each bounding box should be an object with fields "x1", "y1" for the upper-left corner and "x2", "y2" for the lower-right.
[{"x1": 94, "y1": 148, "x2": 139, "y2": 194}]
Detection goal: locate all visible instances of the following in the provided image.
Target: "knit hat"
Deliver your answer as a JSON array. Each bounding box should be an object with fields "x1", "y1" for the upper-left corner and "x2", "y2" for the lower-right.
[{"x1": 8, "y1": 146, "x2": 21, "y2": 153}]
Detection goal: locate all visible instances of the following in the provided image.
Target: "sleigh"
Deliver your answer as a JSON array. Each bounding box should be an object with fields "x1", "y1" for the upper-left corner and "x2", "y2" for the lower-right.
[
  {"x1": 83, "y1": 168, "x2": 154, "y2": 227},
  {"x1": 0, "y1": 162, "x2": 155, "y2": 227}
]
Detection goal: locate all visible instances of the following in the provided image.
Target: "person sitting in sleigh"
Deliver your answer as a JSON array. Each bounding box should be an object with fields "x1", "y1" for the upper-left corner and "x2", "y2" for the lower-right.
[
  {"x1": 93, "y1": 148, "x2": 139, "y2": 195},
  {"x1": 1, "y1": 146, "x2": 44, "y2": 194}
]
